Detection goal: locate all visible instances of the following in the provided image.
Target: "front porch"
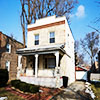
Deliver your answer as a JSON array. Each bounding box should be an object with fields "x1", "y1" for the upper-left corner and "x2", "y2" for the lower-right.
[
  {"x1": 25, "y1": 52, "x2": 62, "y2": 77},
  {"x1": 19, "y1": 76, "x2": 62, "y2": 88},
  {"x1": 17, "y1": 44, "x2": 65, "y2": 88}
]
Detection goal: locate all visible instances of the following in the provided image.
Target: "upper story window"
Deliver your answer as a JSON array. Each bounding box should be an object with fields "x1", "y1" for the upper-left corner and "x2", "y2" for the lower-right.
[
  {"x1": 6, "y1": 43, "x2": 11, "y2": 53},
  {"x1": 5, "y1": 61, "x2": 10, "y2": 71},
  {"x1": 50, "y1": 32, "x2": 55, "y2": 43},
  {"x1": 34, "y1": 34, "x2": 39, "y2": 45}
]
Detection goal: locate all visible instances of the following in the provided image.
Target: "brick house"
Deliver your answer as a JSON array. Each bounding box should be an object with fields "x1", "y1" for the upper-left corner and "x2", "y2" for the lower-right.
[
  {"x1": 0, "y1": 32, "x2": 26, "y2": 80},
  {"x1": 17, "y1": 15, "x2": 75, "y2": 88}
]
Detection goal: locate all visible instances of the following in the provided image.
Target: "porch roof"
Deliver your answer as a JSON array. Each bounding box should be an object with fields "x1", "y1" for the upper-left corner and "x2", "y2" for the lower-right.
[{"x1": 16, "y1": 44, "x2": 66, "y2": 55}]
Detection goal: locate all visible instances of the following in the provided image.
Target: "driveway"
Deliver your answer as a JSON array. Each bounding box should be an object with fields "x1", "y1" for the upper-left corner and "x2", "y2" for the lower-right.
[{"x1": 51, "y1": 81, "x2": 92, "y2": 100}]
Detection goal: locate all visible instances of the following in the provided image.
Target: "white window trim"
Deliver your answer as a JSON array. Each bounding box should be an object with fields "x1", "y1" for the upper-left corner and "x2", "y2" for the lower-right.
[
  {"x1": 18, "y1": 55, "x2": 22, "y2": 68},
  {"x1": 49, "y1": 32, "x2": 55, "y2": 43},
  {"x1": 9, "y1": 44, "x2": 11, "y2": 53},
  {"x1": 6, "y1": 44, "x2": 11, "y2": 53},
  {"x1": 34, "y1": 34, "x2": 39, "y2": 45},
  {"x1": 6, "y1": 61, "x2": 10, "y2": 71}
]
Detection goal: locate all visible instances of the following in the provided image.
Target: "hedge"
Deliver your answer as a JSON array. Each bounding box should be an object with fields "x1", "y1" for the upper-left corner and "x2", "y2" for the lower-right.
[
  {"x1": 11, "y1": 80, "x2": 39, "y2": 93},
  {"x1": 0, "y1": 69, "x2": 9, "y2": 87}
]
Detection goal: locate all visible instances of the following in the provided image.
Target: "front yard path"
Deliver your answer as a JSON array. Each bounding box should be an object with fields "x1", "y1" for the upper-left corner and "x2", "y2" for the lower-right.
[{"x1": 51, "y1": 81, "x2": 92, "y2": 100}]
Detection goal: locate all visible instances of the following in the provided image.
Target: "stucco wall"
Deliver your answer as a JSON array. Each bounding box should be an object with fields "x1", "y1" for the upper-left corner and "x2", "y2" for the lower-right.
[
  {"x1": 60, "y1": 54, "x2": 75, "y2": 85},
  {"x1": 26, "y1": 16, "x2": 75, "y2": 85},
  {"x1": 27, "y1": 24, "x2": 66, "y2": 48}
]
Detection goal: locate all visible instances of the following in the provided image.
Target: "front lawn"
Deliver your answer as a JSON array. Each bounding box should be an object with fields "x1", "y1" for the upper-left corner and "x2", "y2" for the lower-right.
[
  {"x1": 0, "y1": 87, "x2": 25, "y2": 100},
  {"x1": 91, "y1": 82, "x2": 100, "y2": 100}
]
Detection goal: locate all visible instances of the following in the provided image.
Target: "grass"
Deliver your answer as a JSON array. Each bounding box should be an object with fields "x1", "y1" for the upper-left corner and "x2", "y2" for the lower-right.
[
  {"x1": 91, "y1": 82, "x2": 100, "y2": 100},
  {"x1": 0, "y1": 87, "x2": 25, "y2": 100}
]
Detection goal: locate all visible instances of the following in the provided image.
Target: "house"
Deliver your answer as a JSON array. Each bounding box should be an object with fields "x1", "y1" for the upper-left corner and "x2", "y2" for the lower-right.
[
  {"x1": 90, "y1": 61, "x2": 99, "y2": 73},
  {"x1": 89, "y1": 52, "x2": 100, "y2": 81},
  {"x1": 93, "y1": 51, "x2": 100, "y2": 73},
  {"x1": 0, "y1": 32, "x2": 26, "y2": 80},
  {"x1": 75, "y1": 66, "x2": 88, "y2": 81},
  {"x1": 17, "y1": 15, "x2": 75, "y2": 88}
]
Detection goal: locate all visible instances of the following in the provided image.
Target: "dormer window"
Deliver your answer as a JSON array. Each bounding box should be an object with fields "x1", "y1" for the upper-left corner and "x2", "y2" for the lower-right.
[
  {"x1": 34, "y1": 34, "x2": 39, "y2": 45},
  {"x1": 6, "y1": 43, "x2": 11, "y2": 53},
  {"x1": 50, "y1": 32, "x2": 55, "y2": 43}
]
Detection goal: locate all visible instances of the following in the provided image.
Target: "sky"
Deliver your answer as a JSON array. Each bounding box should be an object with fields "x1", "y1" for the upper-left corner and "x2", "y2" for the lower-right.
[
  {"x1": 0, "y1": 0, "x2": 100, "y2": 43},
  {"x1": 70, "y1": 0, "x2": 100, "y2": 40}
]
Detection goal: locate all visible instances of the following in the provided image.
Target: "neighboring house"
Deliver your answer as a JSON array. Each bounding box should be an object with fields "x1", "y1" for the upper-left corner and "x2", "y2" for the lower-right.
[
  {"x1": 0, "y1": 32, "x2": 26, "y2": 80},
  {"x1": 89, "y1": 51, "x2": 100, "y2": 81},
  {"x1": 98, "y1": 51, "x2": 100, "y2": 72},
  {"x1": 75, "y1": 66, "x2": 88, "y2": 81},
  {"x1": 90, "y1": 51, "x2": 100, "y2": 73},
  {"x1": 17, "y1": 15, "x2": 75, "y2": 88},
  {"x1": 90, "y1": 61, "x2": 99, "y2": 73}
]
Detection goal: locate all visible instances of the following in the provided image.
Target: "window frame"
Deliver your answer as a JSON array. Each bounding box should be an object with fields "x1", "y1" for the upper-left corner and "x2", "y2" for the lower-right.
[
  {"x1": 49, "y1": 32, "x2": 55, "y2": 43},
  {"x1": 34, "y1": 34, "x2": 39, "y2": 45},
  {"x1": 47, "y1": 58, "x2": 56, "y2": 68},
  {"x1": 44, "y1": 58, "x2": 56, "y2": 69},
  {"x1": 5, "y1": 61, "x2": 10, "y2": 71},
  {"x1": 6, "y1": 43, "x2": 11, "y2": 53}
]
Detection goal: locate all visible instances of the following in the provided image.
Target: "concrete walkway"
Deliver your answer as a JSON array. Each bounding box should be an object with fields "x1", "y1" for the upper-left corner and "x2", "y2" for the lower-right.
[{"x1": 51, "y1": 81, "x2": 92, "y2": 100}]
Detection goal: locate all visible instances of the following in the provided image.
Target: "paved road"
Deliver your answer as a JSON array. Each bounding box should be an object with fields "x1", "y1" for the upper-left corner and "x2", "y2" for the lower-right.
[{"x1": 51, "y1": 81, "x2": 92, "y2": 100}]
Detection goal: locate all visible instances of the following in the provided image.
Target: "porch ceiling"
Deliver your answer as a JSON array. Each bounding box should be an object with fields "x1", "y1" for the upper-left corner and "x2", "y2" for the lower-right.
[{"x1": 16, "y1": 44, "x2": 66, "y2": 55}]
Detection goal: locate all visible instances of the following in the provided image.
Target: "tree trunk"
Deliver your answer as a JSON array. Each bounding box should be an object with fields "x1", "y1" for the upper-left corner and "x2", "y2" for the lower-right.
[{"x1": 23, "y1": 29, "x2": 25, "y2": 48}]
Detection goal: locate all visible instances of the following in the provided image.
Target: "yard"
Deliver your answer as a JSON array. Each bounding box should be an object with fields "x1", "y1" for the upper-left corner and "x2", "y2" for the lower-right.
[
  {"x1": 91, "y1": 82, "x2": 100, "y2": 100},
  {"x1": 0, "y1": 85, "x2": 61, "y2": 100},
  {"x1": 0, "y1": 87, "x2": 25, "y2": 100}
]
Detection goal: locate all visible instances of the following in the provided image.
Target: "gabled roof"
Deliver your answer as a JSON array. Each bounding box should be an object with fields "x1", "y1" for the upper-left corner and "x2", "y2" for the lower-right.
[{"x1": 0, "y1": 31, "x2": 24, "y2": 45}]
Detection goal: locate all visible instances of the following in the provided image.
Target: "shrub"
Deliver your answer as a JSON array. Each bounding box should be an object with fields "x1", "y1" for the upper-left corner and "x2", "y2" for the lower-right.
[
  {"x1": 11, "y1": 80, "x2": 21, "y2": 89},
  {"x1": 10, "y1": 80, "x2": 39, "y2": 93},
  {"x1": 19, "y1": 82, "x2": 28, "y2": 92},
  {"x1": 0, "y1": 69, "x2": 9, "y2": 87},
  {"x1": 29, "y1": 85, "x2": 39, "y2": 93}
]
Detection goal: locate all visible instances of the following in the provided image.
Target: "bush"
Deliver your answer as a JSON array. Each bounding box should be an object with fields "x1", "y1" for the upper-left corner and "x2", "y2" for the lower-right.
[
  {"x1": 10, "y1": 80, "x2": 39, "y2": 93},
  {"x1": 19, "y1": 82, "x2": 28, "y2": 92},
  {"x1": 29, "y1": 85, "x2": 39, "y2": 93},
  {"x1": 0, "y1": 69, "x2": 9, "y2": 87},
  {"x1": 11, "y1": 80, "x2": 21, "y2": 89}
]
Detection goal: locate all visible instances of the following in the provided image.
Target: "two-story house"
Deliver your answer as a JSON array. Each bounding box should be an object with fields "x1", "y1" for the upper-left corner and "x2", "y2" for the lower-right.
[
  {"x1": 17, "y1": 15, "x2": 75, "y2": 88},
  {"x1": 0, "y1": 32, "x2": 26, "y2": 80}
]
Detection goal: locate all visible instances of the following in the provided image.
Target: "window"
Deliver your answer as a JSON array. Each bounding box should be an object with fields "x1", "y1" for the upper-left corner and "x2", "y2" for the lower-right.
[
  {"x1": 6, "y1": 44, "x2": 11, "y2": 53},
  {"x1": 50, "y1": 32, "x2": 55, "y2": 43},
  {"x1": 34, "y1": 34, "x2": 39, "y2": 45},
  {"x1": 47, "y1": 58, "x2": 56, "y2": 68},
  {"x1": 5, "y1": 61, "x2": 10, "y2": 71}
]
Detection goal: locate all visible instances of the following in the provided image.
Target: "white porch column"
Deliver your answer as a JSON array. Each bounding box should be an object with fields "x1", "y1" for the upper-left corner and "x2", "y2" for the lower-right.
[
  {"x1": 55, "y1": 51, "x2": 59, "y2": 68},
  {"x1": 55, "y1": 51, "x2": 60, "y2": 88},
  {"x1": 35, "y1": 54, "x2": 38, "y2": 77}
]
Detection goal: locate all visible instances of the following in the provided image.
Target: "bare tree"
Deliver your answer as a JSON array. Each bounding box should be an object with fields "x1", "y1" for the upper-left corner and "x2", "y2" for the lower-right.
[
  {"x1": 20, "y1": 0, "x2": 78, "y2": 47},
  {"x1": 75, "y1": 40, "x2": 80, "y2": 53},
  {"x1": 78, "y1": 54, "x2": 84, "y2": 65},
  {"x1": 80, "y1": 32, "x2": 99, "y2": 65},
  {"x1": 75, "y1": 40, "x2": 85, "y2": 65},
  {"x1": 88, "y1": 25, "x2": 100, "y2": 33},
  {"x1": 87, "y1": 1, "x2": 100, "y2": 34}
]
